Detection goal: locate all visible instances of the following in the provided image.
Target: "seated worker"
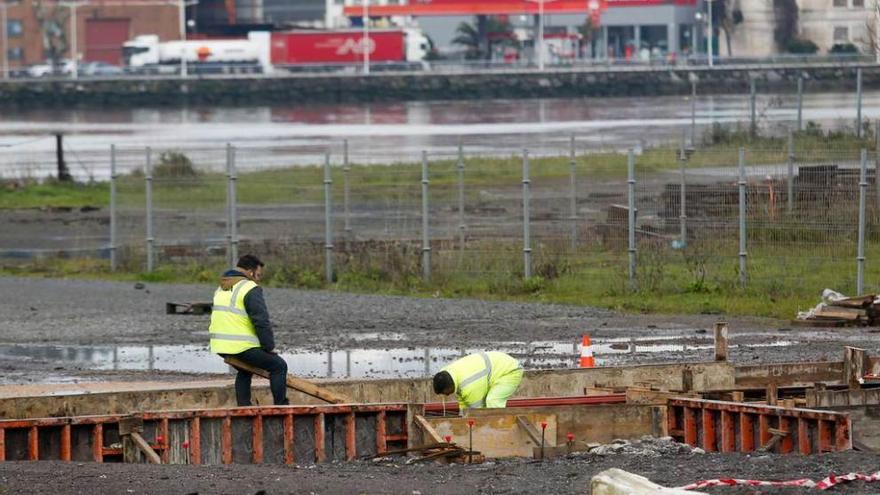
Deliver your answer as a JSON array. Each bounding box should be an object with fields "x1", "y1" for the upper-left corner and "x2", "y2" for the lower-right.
[
  {"x1": 209, "y1": 254, "x2": 289, "y2": 406},
  {"x1": 432, "y1": 351, "x2": 523, "y2": 410}
]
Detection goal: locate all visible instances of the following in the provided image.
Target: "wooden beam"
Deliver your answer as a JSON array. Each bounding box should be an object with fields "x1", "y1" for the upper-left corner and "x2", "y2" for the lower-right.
[
  {"x1": 224, "y1": 357, "x2": 351, "y2": 404},
  {"x1": 129, "y1": 431, "x2": 162, "y2": 464},
  {"x1": 413, "y1": 414, "x2": 444, "y2": 445},
  {"x1": 515, "y1": 415, "x2": 543, "y2": 446},
  {"x1": 845, "y1": 347, "x2": 868, "y2": 389},
  {"x1": 714, "y1": 322, "x2": 729, "y2": 362}
]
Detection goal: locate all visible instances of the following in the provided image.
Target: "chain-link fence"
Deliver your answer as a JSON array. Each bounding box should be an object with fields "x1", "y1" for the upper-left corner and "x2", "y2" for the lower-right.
[{"x1": 4, "y1": 135, "x2": 880, "y2": 301}]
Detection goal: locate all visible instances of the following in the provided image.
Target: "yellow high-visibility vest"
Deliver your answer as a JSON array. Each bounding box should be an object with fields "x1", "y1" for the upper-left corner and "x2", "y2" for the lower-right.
[
  {"x1": 441, "y1": 352, "x2": 521, "y2": 409},
  {"x1": 209, "y1": 279, "x2": 260, "y2": 354}
]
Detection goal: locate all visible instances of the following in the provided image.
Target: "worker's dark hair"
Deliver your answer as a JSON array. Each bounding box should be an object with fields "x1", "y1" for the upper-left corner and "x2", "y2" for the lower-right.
[
  {"x1": 236, "y1": 254, "x2": 264, "y2": 271},
  {"x1": 433, "y1": 371, "x2": 454, "y2": 395}
]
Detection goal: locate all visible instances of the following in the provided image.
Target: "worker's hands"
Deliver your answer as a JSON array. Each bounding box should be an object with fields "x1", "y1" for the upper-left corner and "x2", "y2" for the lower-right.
[{"x1": 267, "y1": 349, "x2": 278, "y2": 354}]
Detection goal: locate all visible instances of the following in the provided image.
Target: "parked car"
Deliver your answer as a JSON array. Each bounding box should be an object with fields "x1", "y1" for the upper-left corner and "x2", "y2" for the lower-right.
[
  {"x1": 82, "y1": 61, "x2": 124, "y2": 77},
  {"x1": 26, "y1": 59, "x2": 75, "y2": 78}
]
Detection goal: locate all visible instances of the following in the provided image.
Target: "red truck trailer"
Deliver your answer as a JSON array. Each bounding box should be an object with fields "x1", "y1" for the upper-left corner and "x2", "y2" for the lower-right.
[{"x1": 270, "y1": 30, "x2": 420, "y2": 65}]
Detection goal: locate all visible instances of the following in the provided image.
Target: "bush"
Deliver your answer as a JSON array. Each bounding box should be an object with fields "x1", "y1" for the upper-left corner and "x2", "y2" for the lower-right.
[
  {"x1": 786, "y1": 38, "x2": 818, "y2": 54},
  {"x1": 154, "y1": 151, "x2": 199, "y2": 178},
  {"x1": 830, "y1": 43, "x2": 859, "y2": 54}
]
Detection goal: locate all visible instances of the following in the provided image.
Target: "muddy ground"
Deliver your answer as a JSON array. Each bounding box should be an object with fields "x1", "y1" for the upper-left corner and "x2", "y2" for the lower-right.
[
  {"x1": 3, "y1": 451, "x2": 880, "y2": 494},
  {"x1": 2, "y1": 276, "x2": 880, "y2": 493}
]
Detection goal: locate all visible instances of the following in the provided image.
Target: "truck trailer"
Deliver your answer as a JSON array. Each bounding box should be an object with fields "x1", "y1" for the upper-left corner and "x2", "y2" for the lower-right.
[{"x1": 123, "y1": 29, "x2": 429, "y2": 74}]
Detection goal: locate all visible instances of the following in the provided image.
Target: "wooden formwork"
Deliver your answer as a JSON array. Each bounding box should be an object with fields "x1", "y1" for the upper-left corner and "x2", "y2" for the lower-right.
[
  {"x1": 0, "y1": 404, "x2": 409, "y2": 464},
  {"x1": 668, "y1": 398, "x2": 851, "y2": 455}
]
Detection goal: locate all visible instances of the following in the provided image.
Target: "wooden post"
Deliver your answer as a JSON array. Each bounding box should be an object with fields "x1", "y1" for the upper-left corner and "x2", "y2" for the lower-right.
[
  {"x1": 120, "y1": 416, "x2": 162, "y2": 464},
  {"x1": 766, "y1": 383, "x2": 778, "y2": 406},
  {"x1": 714, "y1": 322, "x2": 729, "y2": 362},
  {"x1": 844, "y1": 346, "x2": 867, "y2": 389}
]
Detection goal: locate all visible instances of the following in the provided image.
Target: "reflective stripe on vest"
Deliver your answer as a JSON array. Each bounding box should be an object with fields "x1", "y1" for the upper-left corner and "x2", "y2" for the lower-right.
[
  {"x1": 460, "y1": 352, "x2": 492, "y2": 409},
  {"x1": 209, "y1": 279, "x2": 260, "y2": 354}
]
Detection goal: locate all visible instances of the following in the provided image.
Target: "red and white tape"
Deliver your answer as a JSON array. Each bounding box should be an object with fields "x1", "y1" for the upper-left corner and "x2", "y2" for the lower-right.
[{"x1": 679, "y1": 471, "x2": 880, "y2": 491}]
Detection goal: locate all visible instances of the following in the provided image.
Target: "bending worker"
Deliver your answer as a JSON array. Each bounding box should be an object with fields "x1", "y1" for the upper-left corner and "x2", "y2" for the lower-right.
[
  {"x1": 433, "y1": 351, "x2": 523, "y2": 410},
  {"x1": 209, "y1": 254, "x2": 289, "y2": 406}
]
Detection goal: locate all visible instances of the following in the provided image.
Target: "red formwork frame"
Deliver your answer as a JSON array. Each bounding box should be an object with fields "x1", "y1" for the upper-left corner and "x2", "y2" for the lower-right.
[
  {"x1": 0, "y1": 404, "x2": 409, "y2": 464},
  {"x1": 668, "y1": 398, "x2": 851, "y2": 454}
]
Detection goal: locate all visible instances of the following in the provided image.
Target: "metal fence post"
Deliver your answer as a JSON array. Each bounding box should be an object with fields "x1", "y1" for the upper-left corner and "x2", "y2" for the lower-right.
[
  {"x1": 679, "y1": 144, "x2": 687, "y2": 247},
  {"x1": 522, "y1": 149, "x2": 532, "y2": 279},
  {"x1": 627, "y1": 149, "x2": 636, "y2": 289},
  {"x1": 109, "y1": 144, "x2": 118, "y2": 271},
  {"x1": 457, "y1": 139, "x2": 466, "y2": 256},
  {"x1": 569, "y1": 134, "x2": 578, "y2": 250},
  {"x1": 690, "y1": 78, "x2": 697, "y2": 147},
  {"x1": 796, "y1": 75, "x2": 803, "y2": 132},
  {"x1": 323, "y1": 152, "x2": 334, "y2": 283},
  {"x1": 858, "y1": 148, "x2": 868, "y2": 295},
  {"x1": 225, "y1": 144, "x2": 233, "y2": 267},
  {"x1": 229, "y1": 145, "x2": 238, "y2": 264},
  {"x1": 749, "y1": 79, "x2": 757, "y2": 137},
  {"x1": 875, "y1": 121, "x2": 880, "y2": 215},
  {"x1": 421, "y1": 150, "x2": 431, "y2": 281},
  {"x1": 738, "y1": 147, "x2": 747, "y2": 288},
  {"x1": 343, "y1": 139, "x2": 351, "y2": 235},
  {"x1": 787, "y1": 128, "x2": 794, "y2": 214},
  {"x1": 857, "y1": 68, "x2": 864, "y2": 138},
  {"x1": 145, "y1": 147, "x2": 154, "y2": 273}
]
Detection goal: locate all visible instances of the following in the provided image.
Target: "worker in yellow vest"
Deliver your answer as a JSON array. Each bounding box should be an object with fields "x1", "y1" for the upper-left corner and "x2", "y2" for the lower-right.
[
  {"x1": 209, "y1": 254, "x2": 289, "y2": 406},
  {"x1": 432, "y1": 351, "x2": 523, "y2": 410}
]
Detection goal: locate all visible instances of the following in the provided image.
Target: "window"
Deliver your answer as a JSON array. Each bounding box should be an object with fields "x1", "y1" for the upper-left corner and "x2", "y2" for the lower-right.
[
  {"x1": 7, "y1": 47, "x2": 22, "y2": 60},
  {"x1": 853, "y1": 0, "x2": 865, "y2": 6},
  {"x1": 833, "y1": 26, "x2": 849, "y2": 42},
  {"x1": 833, "y1": 0, "x2": 846, "y2": 6},
  {"x1": 6, "y1": 19, "x2": 22, "y2": 38}
]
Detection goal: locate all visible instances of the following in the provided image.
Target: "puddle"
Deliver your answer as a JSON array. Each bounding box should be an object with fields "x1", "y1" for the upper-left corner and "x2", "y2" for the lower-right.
[{"x1": 0, "y1": 336, "x2": 798, "y2": 381}]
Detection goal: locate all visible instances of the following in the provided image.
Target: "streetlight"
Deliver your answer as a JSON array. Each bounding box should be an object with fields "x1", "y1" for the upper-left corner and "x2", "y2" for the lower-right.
[
  {"x1": 1, "y1": 0, "x2": 8, "y2": 80},
  {"x1": 706, "y1": 0, "x2": 713, "y2": 67},
  {"x1": 538, "y1": 0, "x2": 544, "y2": 70},
  {"x1": 179, "y1": 0, "x2": 187, "y2": 77},
  {"x1": 362, "y1": 0, "x2": 369, "y2": 74}
]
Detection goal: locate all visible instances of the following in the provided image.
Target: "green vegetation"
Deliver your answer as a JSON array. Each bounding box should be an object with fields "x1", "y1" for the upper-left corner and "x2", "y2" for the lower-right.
[{"x1": 1, "y1": 126, "x2": 877, "y2": 321}]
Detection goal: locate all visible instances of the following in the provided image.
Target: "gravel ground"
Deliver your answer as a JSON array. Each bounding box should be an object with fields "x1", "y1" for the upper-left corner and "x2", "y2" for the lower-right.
[
  {"x1": 1, "y1": 276, "x2": 878, "y2": 384},
  {"x1": 3, "y1": 276, "x2": 880, "y2": 492},
  {"x1": 2, "y1": 451, "x2": 880, "y2": 494}
]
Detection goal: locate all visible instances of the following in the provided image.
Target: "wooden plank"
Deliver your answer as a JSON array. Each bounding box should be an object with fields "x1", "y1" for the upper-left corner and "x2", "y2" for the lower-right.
[
  {"x1": 129, "y1": 432, "x2": 162, "y2": 464},
  {"x1": 0, "y1": 428, "x2": 5, "y2": 461},
  {"x1": 160, "y1": 418, "x2": 170, "y2": 464},
  {"x1": 224, "y1": 357, "x2": 351, "y2": 404},
  {"x1": 515, "y1": 415, "x2": 543, "y2": 446},
  {"x1": 836, "y1": 419, "x2": 851, "y2": 451},
  {"x1": 740, "y1": 413, "x2": 755, "y2": 452},
  {"x1": 413, "y1": 414, "x2": 444, "y2": 445},
  {"x1": 814, "y1": 307, "x2": 866, "y2": 320},
  {"x1": 819, "y1": 420, "x2": 833, "y2": 452},
  {"x1": 427, "y1": 413, "x2": 557, "y2": 458},
  {"x1": 720, "y1": 411, "x2": 735, "y2": 453},
  {"x1": 714, "y1": 322, "x2": 729, "y2": 362},
  {"x1": 701, "y1": 409, "x2": 716, "y2": 452},
  {"x1": 790, "y1": 319, "x2": 848, "y2": 328},
  {"x1": 777, "y1": 421, "x2": 793, "y2": 454},
  {"x1": 845, "y1": 347, "x2": 868, "y2": 389},
  {"x1": 684, "y1": 407, "x2": 697, "y2": 446},
  {"x1": 798, "y1": 418, "x2": 811, "y2": 455},
  {"x1": 222, "y1": 416, "x2": 233, "y2": 465}
]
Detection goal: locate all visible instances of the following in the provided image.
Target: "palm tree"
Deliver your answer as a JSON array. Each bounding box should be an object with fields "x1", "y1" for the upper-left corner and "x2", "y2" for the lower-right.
[{"x1": 453, "y1": 16, "x2": 518, "y2": 60}]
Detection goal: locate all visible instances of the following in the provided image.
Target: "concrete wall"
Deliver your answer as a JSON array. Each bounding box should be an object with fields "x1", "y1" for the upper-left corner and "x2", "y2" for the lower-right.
[{"x1": 1, "y1": 64, "x2": 879, "y2": 107}]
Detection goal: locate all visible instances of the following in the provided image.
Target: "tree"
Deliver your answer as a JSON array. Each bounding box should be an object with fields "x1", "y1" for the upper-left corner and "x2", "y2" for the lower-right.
[
  {"x1": 34, "y1": 0, "x2": 69, "y2": 66},
  {"x1": 858, "y1": 0, "x2": 880, "y2": 56},
  {"x1": 713, "y1": 0, "x2": 744, "y2": 56},
  {"x1": 773, "y1": 0, "x2": 798, "y2": 51},
  {"x1": 452, "y1": 16, "x2": 517, "y2": 60}
]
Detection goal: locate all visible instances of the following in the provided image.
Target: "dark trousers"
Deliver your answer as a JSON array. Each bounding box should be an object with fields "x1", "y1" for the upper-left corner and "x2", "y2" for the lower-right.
[{"x1": 224, "y1": 348, "x2": 289, "y2": 406}]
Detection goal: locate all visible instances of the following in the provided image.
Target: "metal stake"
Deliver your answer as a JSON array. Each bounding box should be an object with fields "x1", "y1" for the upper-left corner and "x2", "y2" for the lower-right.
[
  {"x1": 225, "y1": 144, "x2": 233, "y2": 267},
  {"x1": 145, "y1": 147, "x2": 154, "y2": 273},
  {"x1": 679, "y1": 144, "x2": 687, "y2": 247},
  {"x1": 690, "y1": 78, "x2": 697, "y2": 147},
  {"x1": 109, "y1": 144, "x2": 118, "y2": 271},
  {"x1": 522, "y1": 149, "x2": 532, "y2": 279},
  {"x1": 738, "y1": 147, "x2": 747, "y2": 288},
  {"x1": 324, "y1": 152, "x2": 334, "y2": 283},
  {"x1": 796, "y1": 75, "x2": 804, "y2": 132},
  {"x1": 857, "y1": 68, "x2": 864, "y2": 138},
  {"x1": 858, "y1": 149, "x2": 868, "y2": 295},
  {"x1": 229, "y1": 144, "x2": 238, "y2": 264},
  {"x1": 627, "y1": 149, "x2": 636, "y2": 289},
  {"x1": 421, "y1": 150, "x2": 431, "y2": 281},
  {"x1": 749, "y1": 79, "x2": 757, "y2": 137},
  {"x1": 787, "y1": 128, "x2": 794, "y2": 214},
  {"x1": 457, "y1": 138, "x2": 466, "y2": 256},
  {"x1": 569, "y1": 134, "x2": 578, "y2": 250},
  {"x1": 343, "y1": 139, "x2": 351, "y2": 234}
]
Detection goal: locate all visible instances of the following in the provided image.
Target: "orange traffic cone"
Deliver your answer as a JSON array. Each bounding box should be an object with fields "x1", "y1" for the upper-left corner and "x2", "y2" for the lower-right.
[{"x1": 579, "y1": 335, "x2": 595, "y2": 368}]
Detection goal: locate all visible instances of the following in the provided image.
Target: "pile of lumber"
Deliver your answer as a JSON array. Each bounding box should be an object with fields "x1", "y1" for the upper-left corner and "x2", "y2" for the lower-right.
[{"x1": 794, "y1": 294, "x2": 878, "y2": 327}]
